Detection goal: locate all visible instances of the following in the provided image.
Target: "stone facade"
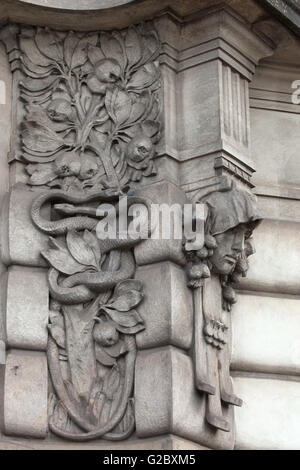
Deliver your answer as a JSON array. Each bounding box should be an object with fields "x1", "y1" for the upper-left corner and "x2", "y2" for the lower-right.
[{"x1": 0, "y1": 0, "x2": 299, "y2": 450}]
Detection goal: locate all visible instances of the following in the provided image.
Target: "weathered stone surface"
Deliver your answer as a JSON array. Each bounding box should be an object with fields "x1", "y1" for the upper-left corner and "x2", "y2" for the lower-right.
[
  {"x1": 0, "y1": 42, "x2": 11, "y2": 276},
  {"x1": 6, "y1": 266, "x2": 49, "y2": 351},
  {"x1": 0, "y1": 434, "x2": 208, "y2": 450},
  {"x1": 135, "y1": 346, "x2": 235, "y2": 450},
  {"x1": 251, "y1": 107, "x2": 300, "y2": 189},
  {"x1": 0, "y1": 188, "x2": 49, "y2": 267},
  {"x1": 135, "y1": 262, "x2": 193, "y2": 350},
  {"x1": 238, "y1": 219, "x2": 300, "y2": 295},
  {"x1": 4, "y1": 349, "x2": 48, "y2": 438},
  {"x1": 234, "y1": 375, "x2": 300, "y2": 450},
  {"x1": 134, "y1": 181, "x2": 188, "y2": 266},
  {"x1": 232, "y1": 292, "x2": 300, "y2": 375}
]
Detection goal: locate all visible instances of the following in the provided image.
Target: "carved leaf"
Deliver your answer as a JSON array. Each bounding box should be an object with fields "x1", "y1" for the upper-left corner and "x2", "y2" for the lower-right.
[
  {"x1": 125, "y1": 27, "x2": 142, "y2": 68},
  {"x1": 26, "y1": 163, "x2": 57, "y2": 185},
  {"x1": 20, "y1": 36, "x2": 53, "y2": 67},
  {"x1": 114, "y1": 279, "x2": 143, "y2": 295},
  {"x1": 26, "y1": 104, "x2": 53, "y2": 128},
  {"x1": 71, "y1": 34, "x2": 98, "y2": 69},
  {"x1": 127, "y1": 65, "x2": 158, "y2": 91},
  {"x1": 21, "y1": 54, "x2": 55, "y2": 77},
  {"x1": 95, "y1": 343, "x2": 117, "y2": 367},
  {"x1": 115, "y1": 323, "x2": 145, "y2": 335},
  {"x1": 21, "y1": 121, "x2": 65, "y2": 153},
  {"x1": 100, "y1": 33, "x2": 124, "y2": 69},
  {"x1": 63, "y1": 31, "x2": 80, "y2": 69},
  {"x1": 128, "y1": 101, "x2": 146, "y2": 125},
  {"x1": 42, "y1": 238, "x2": 88, "y2": 275},
  {"x1": 87, "y1": 45, "x2": 105, "y2": 66},
  {"x1": 35, "y1": 28, "x2": 63, "y2": 62},
  {"x1": 66, "y1": 230, "x2": 99, "y2": 269},
  {"x1": 109, "y1": 291, "x2": 143, "y2": 312},
  {"x1": 83, "y1": 230, "x2": 101, "y2": 269},
  {"x1": 113, "y1": 89, "x2": 132, "y2": 125},
  {"x1": 141, "y1": 120, "x2": 160, "y2": 138},
  {"x1": 20, "y1": 75, "x2": 58, "y2": 93},
  {"x1": 102, "y1": 306, "x2": 143, "y2": 328}
]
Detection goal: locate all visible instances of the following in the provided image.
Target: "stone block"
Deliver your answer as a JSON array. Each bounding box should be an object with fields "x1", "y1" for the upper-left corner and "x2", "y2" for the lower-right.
[
  {"x1": 232, "y1": 292, "x2": 300, "y2": 375},
  {"x1": 238, "y1": 219, "x2": 300, "y2": 295},
  {"x1": 135, "y1": 262, "x2": 193, "y2": 351},
  {"x1": 6, "y1": 266, "x2": 49, "y2": 351},
  {"x1": 234, "y1": 376, "x2": 300, "y2": 450},
  {"x1": 134, "y1": 181, "x2": 188, "y2": 267},
  {"x1": 4, "y1": 349, "x2": 48, "y2": 438},
  {"x1": 0, "y1": 187, "x2": 49, "y2": 267},
  {"x1": 135, "y1": 346, "x2": 235, "y2": 450}
]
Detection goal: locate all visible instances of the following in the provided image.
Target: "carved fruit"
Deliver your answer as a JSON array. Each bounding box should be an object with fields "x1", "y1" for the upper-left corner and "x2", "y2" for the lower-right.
[
  {"x1": 187, "y1": 264, "x2": 203, "y2": 280},
  {"x1": 196, "y1": 247, "x2": 209, "y2": 259},
  {"x1": 47, "y1": 99, "x2": 74, "y2": 122},
  {"x1": 126, "y1": 135, "x2": 154, "y2": 169},
  {"x1": 187, "y1": 263, "x2": 210, "y2": 280},
  {"x1": 94, "y1": 58, "x2": 121, "y2": 84},
  {"x1": 201, "y1": 264, "x2": 211, "y2": 278},
  {"x1": 205, "y1": 234, "x2": 217, "y2": 249},
  {"x1": 93, "y1": 321, "x2": 119, "y2": 347},
  {"x1": 53, "y1": 152, "x2": 81, "y2": 177},
  {"x1": 222, "y1": 286, "x2": 237, "y2": 304},
  {"x1": 79, "y1": 155, "x2": 98, "y2": 180}
]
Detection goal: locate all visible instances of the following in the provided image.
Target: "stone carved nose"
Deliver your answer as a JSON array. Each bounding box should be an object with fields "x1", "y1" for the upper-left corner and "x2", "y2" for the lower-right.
[{"x1": 232, "y1": 232, "x2": 245, "y2": 253}]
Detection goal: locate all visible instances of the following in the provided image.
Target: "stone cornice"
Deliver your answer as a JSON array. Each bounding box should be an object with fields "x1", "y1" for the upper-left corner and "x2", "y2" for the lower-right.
[{"x1": 259, "y1": 0, "x2": 300, "y2": 37}]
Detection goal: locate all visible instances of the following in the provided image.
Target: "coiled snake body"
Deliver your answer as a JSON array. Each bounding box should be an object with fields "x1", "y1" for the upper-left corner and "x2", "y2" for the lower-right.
[{"x1": 31, "y1": 190, "x2": 152, "y2": 303}]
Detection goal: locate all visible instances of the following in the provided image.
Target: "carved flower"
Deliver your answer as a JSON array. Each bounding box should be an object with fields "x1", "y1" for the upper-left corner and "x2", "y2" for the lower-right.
[
  {"x1": 86, "y1": 58, "x2": 121, "y2": 95},
  {"x1": 125, "y1": 134, "x2": 156, "y2": 182}
]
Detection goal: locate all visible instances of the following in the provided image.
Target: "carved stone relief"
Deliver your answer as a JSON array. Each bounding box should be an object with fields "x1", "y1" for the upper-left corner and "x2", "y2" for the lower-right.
[
  {"x1": 0, "y1": 22, "x2": 162, "y2": 441},
  {"x1": 183, "y1": 176, "x2": 262, "y2": 432},
  {"x1": 9, "y1": 23, "x2": 161, "y2": 191},
  {"x1": 0, "y1": 16, "x2": 263, "y2": 445}
]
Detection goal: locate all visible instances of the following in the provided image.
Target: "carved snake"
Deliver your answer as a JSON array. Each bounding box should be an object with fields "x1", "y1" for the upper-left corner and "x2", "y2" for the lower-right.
[{"x1": 31, "y1": 190, "x2": 152, "y2": 303}]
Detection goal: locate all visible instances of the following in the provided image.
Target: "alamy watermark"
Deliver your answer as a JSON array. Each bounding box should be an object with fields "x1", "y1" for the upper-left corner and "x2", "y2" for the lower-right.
[
  {"x1": 94, "y1": 197, "x2": 206, "y2": 250},
  {"x1": 291, "y1": 80, "x2": 300, "y2": 104}
]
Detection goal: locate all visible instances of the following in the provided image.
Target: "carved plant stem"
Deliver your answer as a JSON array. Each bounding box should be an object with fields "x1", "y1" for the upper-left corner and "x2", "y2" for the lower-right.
[
  {"x1": 91, "y1": 132, "x2": 121, "y2": 188},
  {"x1": 49, "y1": 335, "x2": 136, "y2": 441}
]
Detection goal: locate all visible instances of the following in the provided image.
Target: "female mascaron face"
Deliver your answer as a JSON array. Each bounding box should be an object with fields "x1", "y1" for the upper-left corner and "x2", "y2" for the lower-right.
[{"x1": 210, "y1": 223, "x2": 248, "y2": 275}]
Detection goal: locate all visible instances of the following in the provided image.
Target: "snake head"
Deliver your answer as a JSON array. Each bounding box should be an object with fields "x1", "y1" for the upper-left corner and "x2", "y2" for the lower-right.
[{"x1": 54, "y1": 203, "x2": 76, "y2": 215}]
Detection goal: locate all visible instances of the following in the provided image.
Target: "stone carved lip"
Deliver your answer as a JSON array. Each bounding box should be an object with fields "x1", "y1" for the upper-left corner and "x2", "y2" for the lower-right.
[
  {"x1": 224, "y1": 255, "x2": 237, "y2": 264},
  {"x1": 18, "y1": 0, "x2": 137, "y2": 10}
]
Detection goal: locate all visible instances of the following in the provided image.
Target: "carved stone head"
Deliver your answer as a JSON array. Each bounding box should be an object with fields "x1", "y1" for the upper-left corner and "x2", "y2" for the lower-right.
[{"x1": 203, "y1": 185, "x2": 262, "y2": 275}]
